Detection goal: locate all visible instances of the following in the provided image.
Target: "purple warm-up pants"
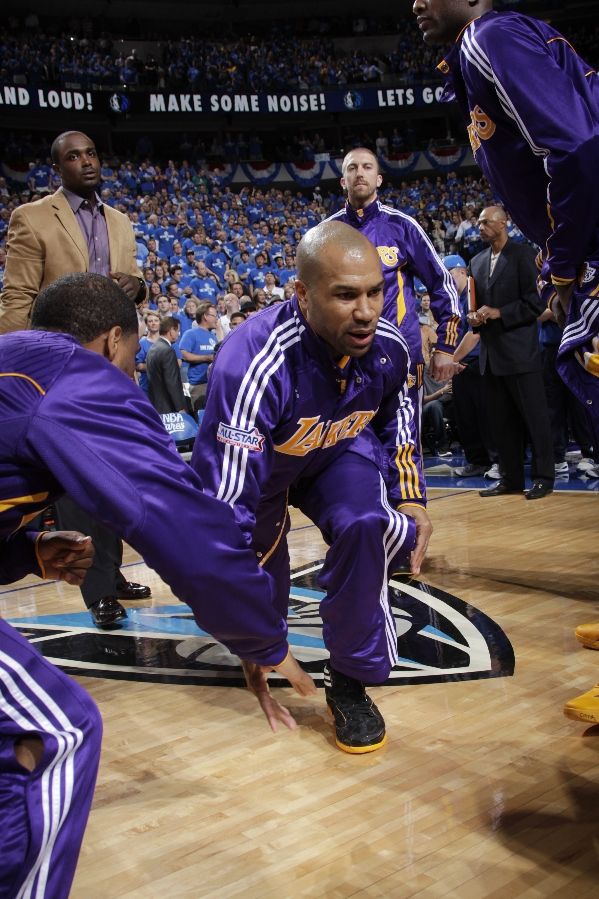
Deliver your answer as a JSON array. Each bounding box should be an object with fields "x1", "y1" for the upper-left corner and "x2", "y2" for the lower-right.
[
  {"x1": 557, "y1": 261, "x2": 599, "y2": 452},
  {"x1": 0, "y1": 618, "x2": 102, "y2": 899},
  {"x1": 253, "y1": 454, "x2": 417, "y2": 684}
]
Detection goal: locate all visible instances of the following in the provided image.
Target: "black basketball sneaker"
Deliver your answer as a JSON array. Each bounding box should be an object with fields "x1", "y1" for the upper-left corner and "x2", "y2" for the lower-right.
[{"x1": 323, "y1": 663, "x2": 387, "y2": 754}]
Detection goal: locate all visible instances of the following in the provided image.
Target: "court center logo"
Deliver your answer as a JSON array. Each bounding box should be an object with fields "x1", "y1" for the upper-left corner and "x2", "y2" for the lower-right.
[{"x1": 11, "y1": 561, "x2": 514, "y2": 687}]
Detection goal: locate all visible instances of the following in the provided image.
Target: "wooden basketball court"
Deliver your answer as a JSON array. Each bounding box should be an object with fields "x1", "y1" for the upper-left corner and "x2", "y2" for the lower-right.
[{"x1": 2, "y1": 487, "x2": 598, "y2": 897}]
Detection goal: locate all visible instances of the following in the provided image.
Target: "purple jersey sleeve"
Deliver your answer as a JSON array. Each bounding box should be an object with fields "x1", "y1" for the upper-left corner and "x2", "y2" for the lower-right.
[
  {"x1": 403, "y1": 219, "x2": 460, "y2": 354},
  {"x1": 371, "y1": 325, "x2": 426, "y2": 508},
  {"x1": 192, "y1": 331, "x2": 286, "y2": 541},
  {"x1": 0, "y1": 530, "x2": 41, "y2": 584},
  {"x1": 471, "y1": 15, "x2": 599, "y2": 281},
  {"x1": 21, "y1": 348, "x2": 288, "y2": 666}
]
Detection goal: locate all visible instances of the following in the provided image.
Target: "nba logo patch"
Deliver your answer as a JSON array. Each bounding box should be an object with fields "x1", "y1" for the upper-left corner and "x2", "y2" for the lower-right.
[{"x1": 581, "y1": 264, "x2": 597, "y2": 285}]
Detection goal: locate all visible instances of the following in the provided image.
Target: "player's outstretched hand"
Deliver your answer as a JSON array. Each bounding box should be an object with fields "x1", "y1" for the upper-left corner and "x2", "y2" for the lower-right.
[
  {"x1": 431, "y1": 350, "x2": 460, "y2": 382},
  {"x1": 37, "y1": 531, "x2": 94, "y2": 585},
  {"x1": 242, "y1": 652, "x2": 316, "y2": 733},
  {"x1": 398, "y1": 504, "x2": 433, "y2": 577}
]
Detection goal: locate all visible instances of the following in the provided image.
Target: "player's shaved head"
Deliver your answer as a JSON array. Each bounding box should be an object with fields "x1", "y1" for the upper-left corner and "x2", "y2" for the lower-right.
[
  {"x1": 297, "y1": 221, "x2": 380, "y2": 286},
  {"x1": 295, "y1": 222, "x2": 384, "y2": 359}
]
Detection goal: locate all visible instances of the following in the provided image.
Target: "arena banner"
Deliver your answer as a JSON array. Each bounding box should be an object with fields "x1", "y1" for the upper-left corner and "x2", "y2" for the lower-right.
[
  {"x1": 239, "y1": 161, "x2": 282, "y2": 185},
  {"x1": 284, "y1": 161, "x2": 328, "y2": 187},
  {"x1": 423, "y1": 146, "x2": 469, "y2": 169},
  {"x1": 1, "y1": 151, "x2": 474, "y2": 193},
  {"x1": 378, "y1": 152, "x2": 421, "y2": 175},
  {"x1": 0, "y1": 84, "x2": 447, "y2": 117}
]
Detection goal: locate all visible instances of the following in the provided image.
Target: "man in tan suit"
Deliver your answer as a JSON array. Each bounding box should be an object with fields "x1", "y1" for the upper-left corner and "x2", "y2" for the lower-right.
[
  {"x1": 0, "y1": 130, "x2": 151, "y2": 627},
  {"x1": 0, "y1": 130, "x2": 146, "y2": 333}
]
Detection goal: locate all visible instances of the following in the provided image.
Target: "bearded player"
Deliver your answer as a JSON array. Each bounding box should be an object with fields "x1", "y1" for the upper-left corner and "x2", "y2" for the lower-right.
[{"x1": 326, "y1": 147, "x2": 461, "y2": 510}]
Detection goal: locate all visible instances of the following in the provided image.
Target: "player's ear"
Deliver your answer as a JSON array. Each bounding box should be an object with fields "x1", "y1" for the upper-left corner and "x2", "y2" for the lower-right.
[
  {"x1": 105, "y1": 325, "x2": 123, "y2": 363},
  {"x1": 376, "y1": 172, "x2": 383, "y2": 188},
  {"x1": 295, "y1": 279, "x2": 308, "y2": 311},
  {"x1": 340, "y1": 177, "x2": 347, "y2": 193}
]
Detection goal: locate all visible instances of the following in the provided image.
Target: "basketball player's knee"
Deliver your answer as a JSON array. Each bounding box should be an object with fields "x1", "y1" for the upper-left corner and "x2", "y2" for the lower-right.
[
  {"x1": 14, "y1": 735, "x2": 44, "y2": 772},
  {"x1": 341, "y1": 506, "x2": 388, "y2": 541}
]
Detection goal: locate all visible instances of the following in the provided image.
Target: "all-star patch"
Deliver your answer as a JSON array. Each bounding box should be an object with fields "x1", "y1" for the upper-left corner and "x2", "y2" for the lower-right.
[{"x1": 217, "y1": 422, "x2": 266, "y2": 452}]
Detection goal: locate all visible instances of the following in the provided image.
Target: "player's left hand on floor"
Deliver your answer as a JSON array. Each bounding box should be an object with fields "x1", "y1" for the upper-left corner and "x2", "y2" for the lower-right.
[
  {"x1": 242, "y1": 653, "x2": 316, "y2": 732},
  {"x1": 241, "y1": 660, "x2": 299, "y2": 732},
  {"x1": 274, "y1": 651, "x2": 317, "y2": 697}
]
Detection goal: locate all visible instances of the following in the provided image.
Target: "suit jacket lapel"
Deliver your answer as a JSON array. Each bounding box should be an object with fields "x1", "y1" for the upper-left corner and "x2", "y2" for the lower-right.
[
  {"x1": 51, "y1": 188, "x2": 88, "y2": 266},
  {"x1": 472, "y1": 250, "x2": 490, "y2": 293},
  {"x1": 488, "y1": 246, "x2": 508, "y2": 288}
]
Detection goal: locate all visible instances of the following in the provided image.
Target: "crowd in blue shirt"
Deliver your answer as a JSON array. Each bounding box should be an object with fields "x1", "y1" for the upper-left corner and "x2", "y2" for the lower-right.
[{"x1": 0, "y1": 155, "x2": 512, "y2": 309}]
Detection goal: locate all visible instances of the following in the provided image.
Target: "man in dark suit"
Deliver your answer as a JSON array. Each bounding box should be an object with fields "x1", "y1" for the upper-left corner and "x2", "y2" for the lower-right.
[
  {"x1": 468, "y1": 206, "x2": 554, "y2": 500},
  {"x1": 146, "y1": 316, "x2": 186, "y2": 414}
]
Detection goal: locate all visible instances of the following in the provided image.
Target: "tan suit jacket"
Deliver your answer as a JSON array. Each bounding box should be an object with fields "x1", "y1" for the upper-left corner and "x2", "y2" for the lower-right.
[{"x1": 0, "y1": 187, "x2": 144, "y2": 333}]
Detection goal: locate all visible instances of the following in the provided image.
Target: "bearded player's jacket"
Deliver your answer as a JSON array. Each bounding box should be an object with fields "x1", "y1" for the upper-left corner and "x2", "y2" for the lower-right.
[{"x1": 327, "y1": 200, "x2": 460, "y2": 360}]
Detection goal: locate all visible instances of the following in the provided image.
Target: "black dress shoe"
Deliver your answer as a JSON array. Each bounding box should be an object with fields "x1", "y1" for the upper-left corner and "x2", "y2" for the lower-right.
[
  {"x1": 479, "y1": 482, "x2": 521, "y2": 497},
  {"x1": 116, "y1": 581, "x2": 151, "y2": 600},
  {"x1": 524, "y1": 481, "x2": 553, "y2": 500},
  {"x1": 90, "y1": 597, "x2": 127, "y2": 629}
]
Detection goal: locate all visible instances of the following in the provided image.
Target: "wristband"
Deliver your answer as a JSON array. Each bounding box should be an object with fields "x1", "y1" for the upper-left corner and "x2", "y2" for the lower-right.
[
  {"x1": 34, "y1": 532, "x2": 48, "y2": 579},
  {"x1": 272, "y1": 648, "x2": 290, "y2": 669}
]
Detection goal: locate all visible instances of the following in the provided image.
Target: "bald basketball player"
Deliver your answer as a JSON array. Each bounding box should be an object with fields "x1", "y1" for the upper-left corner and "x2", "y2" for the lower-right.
[{"x1": 192, "y1": 221, "x2": 433, "y2": 753}]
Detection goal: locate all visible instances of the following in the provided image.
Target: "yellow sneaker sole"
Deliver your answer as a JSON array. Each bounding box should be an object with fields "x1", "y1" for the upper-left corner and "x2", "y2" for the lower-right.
[
  {"x1": 335, "y1": 733, "x2": 388, "y2": 754},
  {"x1": 564, "y1": 706, "x2": 599, "y2": 725},
  {"x1": 575, "y1": 634, "x2": 599, "y2": 650}
]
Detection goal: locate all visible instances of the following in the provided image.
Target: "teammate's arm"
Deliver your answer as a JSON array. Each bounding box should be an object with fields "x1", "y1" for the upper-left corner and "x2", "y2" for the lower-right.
[
  {"x1": 405, "y1": 224, "x2": 461, "y2": 377},
  {"x1": 0, "y1": 530, "x2": 43, "y2": 584},
  {"x1": 23, "y1": 356, "x2": 291, "y2": 669}
]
